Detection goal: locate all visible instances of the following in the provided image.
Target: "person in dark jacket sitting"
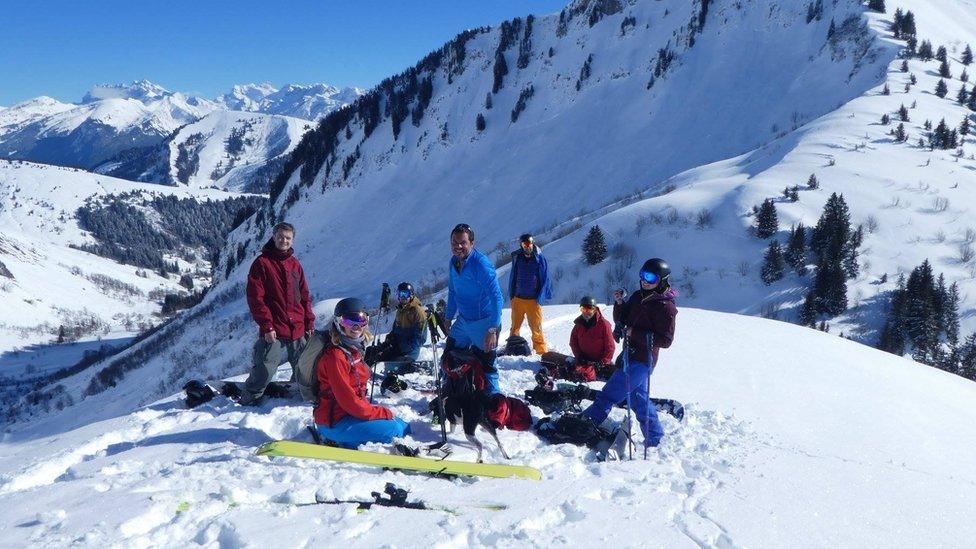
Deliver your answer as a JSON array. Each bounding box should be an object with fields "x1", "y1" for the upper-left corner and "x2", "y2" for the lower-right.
[
  {"x1": 315, "y1": 298, "x2": 410, "y2": 448},
  {"x1": 570, "y1": 296, "x2": 616, "y2": 380},
  {"x1": 582, "y1": 258, "x2": 677, "y2": 448}
]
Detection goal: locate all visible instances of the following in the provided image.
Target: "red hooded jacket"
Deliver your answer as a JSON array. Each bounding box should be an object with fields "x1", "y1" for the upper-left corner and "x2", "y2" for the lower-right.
[
  {"x1": 246, "y1": 239, "x2": 315, "y2": 340},
  {"x1": 314, "y1": 344, "x2": 393, "y2": 426},
  {"x1": 569, "y1": 308, "x2": 615, "y2": 364}
]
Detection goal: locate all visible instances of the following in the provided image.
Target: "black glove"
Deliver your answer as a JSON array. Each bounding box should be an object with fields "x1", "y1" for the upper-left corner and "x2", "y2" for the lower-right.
[
  {"x1": 364, "y1": 345, "x2": 381, "y2": 366},
  {"x1": 612, "y1": 324, "x2": 624, "y2": 343}
]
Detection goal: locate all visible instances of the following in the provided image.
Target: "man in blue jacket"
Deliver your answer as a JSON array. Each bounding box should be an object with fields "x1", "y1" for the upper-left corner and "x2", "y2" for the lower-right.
[
  {"x1": 508, "y1": 233, "x2": 553, "y2": 354},
  {"x1": 445, "y1": 223, "x2": 504, "y2": 394}
]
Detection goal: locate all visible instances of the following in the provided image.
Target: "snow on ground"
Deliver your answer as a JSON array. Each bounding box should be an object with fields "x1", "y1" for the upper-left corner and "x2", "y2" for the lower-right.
[{"x1": 0, "y1": 306, "x2": 973, "y2": 547}]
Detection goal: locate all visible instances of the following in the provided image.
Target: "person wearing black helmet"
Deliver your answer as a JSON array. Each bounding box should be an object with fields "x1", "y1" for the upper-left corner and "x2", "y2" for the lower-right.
[
  {"x1": 372, "y1": 282, "x2": 428, "y2": 368},
  {"x1": 582, "y1": 258, "x2": 677, "y2": 448},
  {"x1": 314, "y1": 298, "x2": 410, "y2": 448},
  {"x1": 508, "y1": 233, "x2": 553, "y2": 355}
]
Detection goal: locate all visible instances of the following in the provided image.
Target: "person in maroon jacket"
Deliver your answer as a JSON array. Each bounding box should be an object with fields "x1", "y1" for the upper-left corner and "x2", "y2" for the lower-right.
[
  {"x1": 570, "y1": 296, "x2": 616, "y2": 379},
  {"x1": 582, "y1": 258, "x2": 677, "y2": 448},
  {"x1": 242, "y1": 222, "x2": 316, "y2": 404},
  {"x1": 314, "y1": 298, "x2": 410, "y2": 447}
]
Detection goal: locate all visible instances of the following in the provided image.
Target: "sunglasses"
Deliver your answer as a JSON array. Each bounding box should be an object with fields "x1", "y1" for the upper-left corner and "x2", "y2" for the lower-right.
[
  {"x1": 639, "y1": 270, "x2": 660, "y2": 284},
  {"x1": 520, "y1": 241, "x2": 533, "y2": 249},
  {"x1": 580, "y1": 305, "x2": 596, "y2": 313},
  {"x1": 338, "y1": 312, "x2": 369, "y2": 328},
  {"x1": 397, "y1": 290, "x2": 412, "y2": 300}
]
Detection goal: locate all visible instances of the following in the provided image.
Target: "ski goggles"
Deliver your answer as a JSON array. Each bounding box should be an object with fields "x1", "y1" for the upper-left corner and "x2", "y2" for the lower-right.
[
  {"x1": 337, "y1": 312, "x2": 369, "y2": 328},
  {"x1": 639, "y1": 270, "x2": 660, "y2": 284},
  {"x1": 397, "y1": 289, "x2": 412, "y2": 300},
  {"x1": 579, "y1": 305, "x2": 596, "y2": 313}
]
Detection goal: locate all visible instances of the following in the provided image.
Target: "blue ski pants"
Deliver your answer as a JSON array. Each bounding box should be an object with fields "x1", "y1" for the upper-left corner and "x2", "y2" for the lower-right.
[
  {"x1": 582, "y1": 360, "x2": 664, "y2": 447},
  {"x1": 316, "y1": 416, "x2": 411, "y2": 449}
]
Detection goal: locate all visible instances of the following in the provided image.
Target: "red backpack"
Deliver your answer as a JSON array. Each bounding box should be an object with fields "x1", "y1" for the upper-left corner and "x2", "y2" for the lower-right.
[
  {"x1": 441, "y1": 348, "x2": 487, "y2": 396},
  {"x1": 487, "y1": 394, "x2": 532, "y2": 431}
]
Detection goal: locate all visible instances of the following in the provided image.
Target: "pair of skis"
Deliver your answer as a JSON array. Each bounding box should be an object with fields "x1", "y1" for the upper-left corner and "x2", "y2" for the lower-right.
[{"x1": 303, "y1": 482, "x2": 507, "y2": 514}]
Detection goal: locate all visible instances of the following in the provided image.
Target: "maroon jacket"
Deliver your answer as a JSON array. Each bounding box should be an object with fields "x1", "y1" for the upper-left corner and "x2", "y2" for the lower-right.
[
  {"x1": 613, "y1": 288, "x2": 677, "y2": 365},
  {"x1": 246, "y1": 239, "x2": 315, "y2": 340},
  {"x1": 570, "y1": 308, "x2": 616, "y2": 364}
]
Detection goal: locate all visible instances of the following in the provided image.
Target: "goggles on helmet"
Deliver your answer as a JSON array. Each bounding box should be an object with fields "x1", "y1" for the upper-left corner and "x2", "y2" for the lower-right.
[
  {"x1": 337, "y1": 312, "x2": 369, "y2": 328},
  {"x1": 639, "y1": 270, "x2": 660, "y2": 285}
]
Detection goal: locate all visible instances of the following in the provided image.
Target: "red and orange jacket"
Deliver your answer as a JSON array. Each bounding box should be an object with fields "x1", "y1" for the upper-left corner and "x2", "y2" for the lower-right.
[
  {"x1": 314, "y1": 345, "x2": 393, "y2": 427},
  {"x1": 245, "y1": 239, "x2": 315, "y2": 340}
]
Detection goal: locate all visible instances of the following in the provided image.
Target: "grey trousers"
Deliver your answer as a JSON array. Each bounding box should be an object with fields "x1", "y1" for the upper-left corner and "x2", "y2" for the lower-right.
[{"x1": 244, "y1": 335, "x2": 308, "y2": 398}]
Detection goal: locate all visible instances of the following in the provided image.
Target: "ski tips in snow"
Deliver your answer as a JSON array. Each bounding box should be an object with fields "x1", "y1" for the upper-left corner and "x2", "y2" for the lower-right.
[{"x1": 256, "y1": 440, "x2": 542, "y2": 480}]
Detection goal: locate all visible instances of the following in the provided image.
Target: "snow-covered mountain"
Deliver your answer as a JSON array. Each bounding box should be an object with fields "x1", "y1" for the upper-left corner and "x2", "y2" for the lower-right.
[
  {"x1": 1, "y1": 305, "x2": 973, "y2": 546},
  {"x1": 0, "y1": 159, "x2": 256, "y2": 359},
  {"x1": 0, "y1": 80, "x2": 361, "y2": 185},
  {"x1": 0, "y1": 81, "x2": 219, "y2": 169},
  {"x1": 217, "y1": 83, "x2": 364, "y2": 121},
  {"x1": 95, "y1": 110, "x2": 313, "y2": 192}
]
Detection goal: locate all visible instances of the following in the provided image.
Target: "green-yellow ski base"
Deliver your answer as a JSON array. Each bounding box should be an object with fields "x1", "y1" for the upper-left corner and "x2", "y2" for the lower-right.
[{"x1": 256, "y1": 440, "x2": 541, "y2": 481}]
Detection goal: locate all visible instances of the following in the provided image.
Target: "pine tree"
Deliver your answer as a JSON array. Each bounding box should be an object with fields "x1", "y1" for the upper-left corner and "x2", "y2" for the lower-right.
[
  {"x1": 962, "y1": 69, "x2": 969, "y2": 83},
  {"x1": 939, "y1": 59, "x2": 952, "y2": 79},
  {"x1": 961, "y1": 117, "x2": 970, "y2": 136},
  {"x1": 882, "y1": 83, "x2": 890, "y2": 95},
  {"x1": 868, "y1": 0, "x2": 885, "y2": 13},
  {"x1": 910, "y1": 73, "x2": 917, "y2": 85},
  {"x1": 484, "y1": 93, "x2": 493, "y2": 110},
  {"x1": 936, "y1": 45, "x2": 948, "y2": 63},
  {"x1": 754, "y1": 199, "x2": 779, "y2": 239},
  {"x1": 57, "y1": 325, "x2": 66, "y2": 344},
  {"x1": 810, "y1": 193, "x2": 853, "y2": 316},
  {"x1": 827, "y1": 19, "x2": 835, "y2": 39},
  {"x1": 968, "y1": 90, "x2": 976, "y2": 111},
  {"x1": 964, "y1": 45, "x2": 974, "y2": 66},
  {"x1": 946, "y1": 282, "x2": 961, "y2": 348},
  {"x1": 900, "y1": 59, "x2": 909, "y2": 72},
  {"x1": 959, "y1": 333, "x2": 976, "y2": 380},
  {"x1": 475, "y1": 113, "x2": 486, "y2": 131},
  {"x1": 881, "y1": 113, "x2": 891, "y2": 125},
  {"x1": 813, "y1": 255, "x2": 848, "y2": 315},
  {"x1": 906, "y1": 37, "x2": 918, "y2": 58},
  {"x1": 959, "y1": 85, "x2": 970, "y2": 105},
  {"x1": 807, "y1": 173, "x2": 819, "y2": 189},
  {"x1": 918, "y1": 40, "x2": 934, "y2": 61},
  {"x1": 935, "y1": 78, "x2": 949, "y2": 98},
  {"x1": 784, "y1": 223, "x2": 808, "y2": 272},
  {"x1": 890, "y1": 8, "x2": 903, "y2": 38},
  {"x1": 901, "y1": 10, "x2": 916, "y2": 37},
  {"x1": 898, "y1": 104, "x2": 910, "y2": 122},
  {"x1": 799, "y1": 290, "x2": 818, "y2": 327},
  {"x1": 843, "y1": 225, "x2": 863, "y2": 279},
  {"x1": 895, "y1": 122, "x2": 907, "y2": 141},
  {"x1": 582, "y1": 225, "x2": 608, "y2": 265},
  {"x1": 761, "y1": 240, "x2": 785, "y2": 284}
]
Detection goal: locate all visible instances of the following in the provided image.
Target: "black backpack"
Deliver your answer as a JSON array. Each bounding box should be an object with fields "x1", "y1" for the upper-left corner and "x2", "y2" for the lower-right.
[
  {"x1": 503, "y1": 335, "x2": 532, "y2": 356},
  {"x1": 534, "y1": 413, "x2": 613, "y2": 448}
]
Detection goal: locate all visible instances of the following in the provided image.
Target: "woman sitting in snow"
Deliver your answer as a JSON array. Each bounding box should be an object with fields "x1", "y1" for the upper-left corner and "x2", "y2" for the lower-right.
[
  {"x1": 582, "y1": 258, "x2": 677, "y2": 448},
  {"x1": 314, "y1": 298, "x2": 410, "y2": 448}
]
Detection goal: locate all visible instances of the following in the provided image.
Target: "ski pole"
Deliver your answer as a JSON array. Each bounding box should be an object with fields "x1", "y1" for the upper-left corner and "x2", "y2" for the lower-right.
[
  {"x1": 644, "y1": 332, "x2": 653, "y2": 460},
  {"x1": 368, "y1": 310, "x2": 380, "y2": 403},
  {"x1": 426, "y1": 308, "x2": 448, "y2": 447},
  {"x1": 622, "y1": 331, "x2": 634, "y2": 461}
]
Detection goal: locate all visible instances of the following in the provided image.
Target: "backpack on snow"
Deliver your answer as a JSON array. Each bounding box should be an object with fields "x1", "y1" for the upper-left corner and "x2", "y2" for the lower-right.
[
  {"x1": 486, "y1": 394, "x2": 532, "y2": 431},
  {"x1": 294, "y1": 330, "x2": 330, "y2": 403},
  {"x1": 534, "y1": 413, "x2": 613, "y2": 448},
  {"x1": 503, "y1": 335, "x2": 532, "y2": 356}
]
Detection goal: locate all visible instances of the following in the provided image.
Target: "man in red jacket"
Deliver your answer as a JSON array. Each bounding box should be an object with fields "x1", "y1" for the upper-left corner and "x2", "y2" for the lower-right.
[
  {"x1": 242, "y1": 222, "x2": 316, "y2": 405},
  {"x1": 570, "y1": 296, "x2": 616, "y2": 379}
]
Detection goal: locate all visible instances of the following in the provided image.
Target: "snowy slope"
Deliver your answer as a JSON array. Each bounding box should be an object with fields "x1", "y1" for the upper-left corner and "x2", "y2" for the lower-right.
[
  {"x1": 0, "y1": 306, "x2": 972, "y2": 547},
  {"x1": 514, "y1": 0, "x2": 976, "y2": 342},
  {"x1": 96, "y1": 110, "x2": 313, "y2": 192},
  {"x1": 0, "y1": 160, "x2": 242, "y2": 354},
  {"x1": 223, "y1": 0, "x2": 889, "y2": 307}
]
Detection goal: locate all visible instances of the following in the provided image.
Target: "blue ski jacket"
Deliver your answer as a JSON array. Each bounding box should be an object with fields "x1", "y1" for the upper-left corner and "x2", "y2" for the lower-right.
[
  {"x1": 446, "y1": 249, "x2": 503, "y2": 327},
  {"x1": 508, "y1": 245, "x2": 553, "y2": 304}
]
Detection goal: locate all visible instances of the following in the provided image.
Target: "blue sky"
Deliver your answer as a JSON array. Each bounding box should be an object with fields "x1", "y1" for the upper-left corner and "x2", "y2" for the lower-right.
[{"x1": 0, "y1": 0, "x2": 569, "y2": 106}]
